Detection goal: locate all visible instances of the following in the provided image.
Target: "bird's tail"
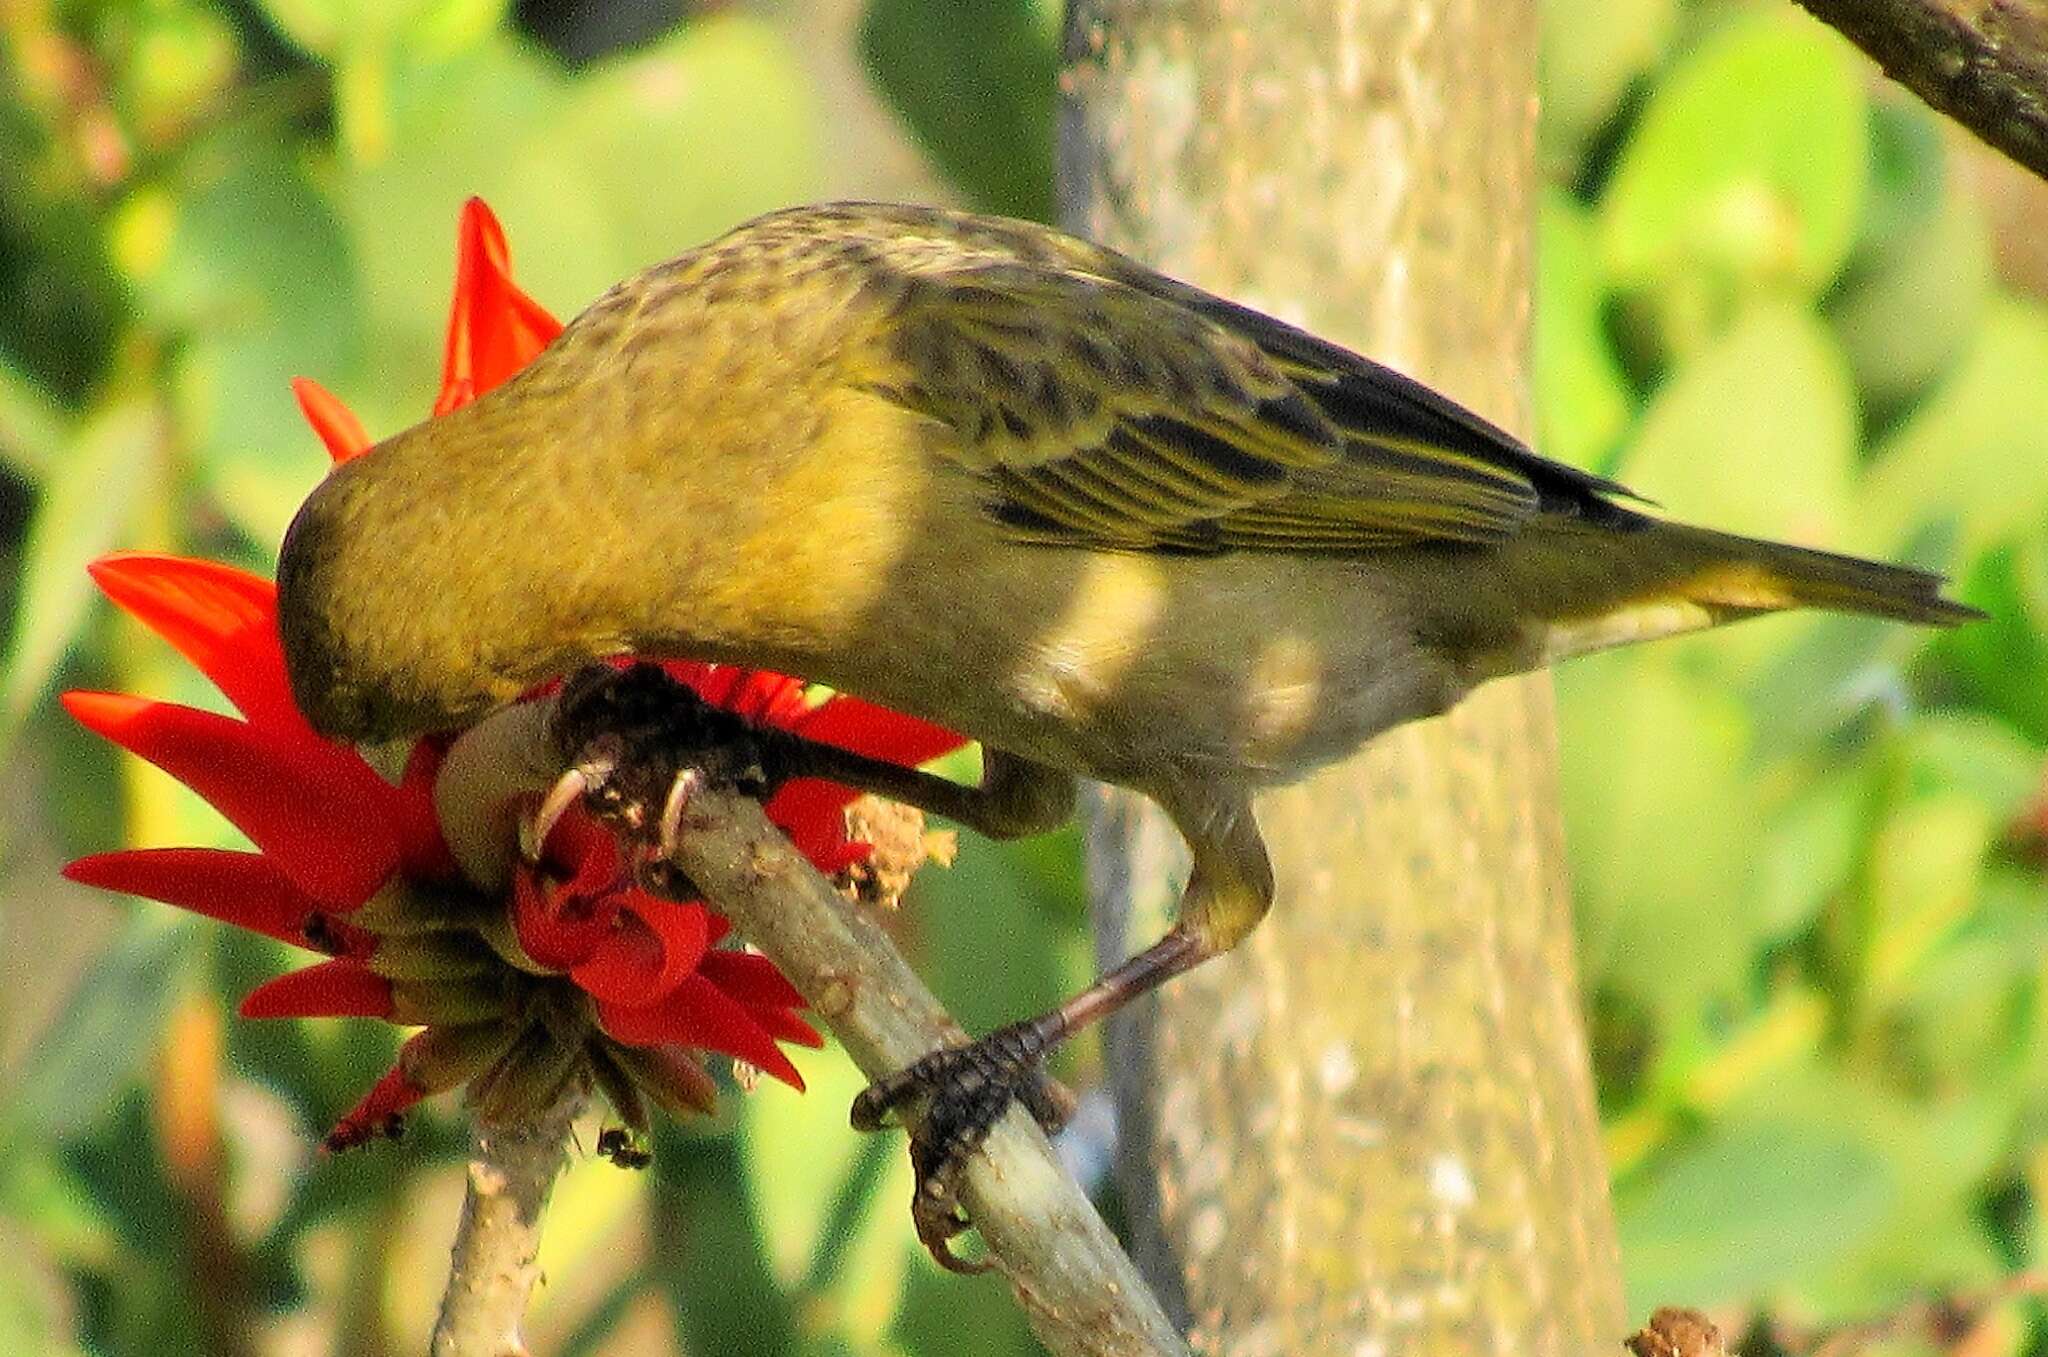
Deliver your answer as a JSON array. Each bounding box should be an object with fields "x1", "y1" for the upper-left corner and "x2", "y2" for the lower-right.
[{"x1": 1533, "y1": 520, "x2": 1982, "y2": 664}]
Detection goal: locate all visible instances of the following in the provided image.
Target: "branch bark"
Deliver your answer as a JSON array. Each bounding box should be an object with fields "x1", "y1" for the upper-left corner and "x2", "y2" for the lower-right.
[
  {"x1": 437, "y1": 696, "x2": 1188, "y2": 1357},
  {"x1": 657, "y1": 781, "x2": 1190, "y2": 1357},
  {"x1": 1062, "y1": 3, "x2": 1628, "y2": 1354},
  {"x1": 1795, "y1": 0, "x2": 2048, "y2": 182},
  {"x1": 430, "y1": 1089, "x2": 583, "y2": 1357}
]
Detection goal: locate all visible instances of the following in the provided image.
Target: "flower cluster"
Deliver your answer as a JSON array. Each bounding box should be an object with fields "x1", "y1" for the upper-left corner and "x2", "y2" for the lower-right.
[{"x1": 65, "y1": 200, "x2": 962, "y2": 1149}]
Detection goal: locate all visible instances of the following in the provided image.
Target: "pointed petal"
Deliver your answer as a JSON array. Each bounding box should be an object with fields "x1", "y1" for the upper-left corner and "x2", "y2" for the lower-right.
[
  {"x1": 64, "y1": 691, "x2": 400, "y2": 906},
  {"x1": 393, "y1": 738, "x2": 457, "y2": 881},
  {"x1": 435, "y1": 198, "x2": 563, "y2": 415},
  {"x1": 240, "y1": 959, "x2": 394, "y2": 1019},
  {"x1": 717, "y1": 668, "x2": 811, "y2": 727},
  {"x1": 324, "y1": 1065, "x2": 424, "y2": 1152},
  {"x1": 765, "y1": 697, "x2": 965, "y2": 835},
  {"x1": 597, "y1": 974, "x2": 804, "y2": 1089},
  {"x1": 62, "y1": 848, "x2": 356, "y2": 951},
  {"x1": 87, "y1": 554, "x2": 302, "y2": 732},
  {"x1": 511, "y1": 865, "x2": 613, "y2": 970},
  {"x1": 742, "y1": 1004, "x2": 824, "y2": 1050},
  {"x1": 794, "y1": 694, "x2": 964, "y2": 767},
  {"x1": 291, "y1": 377, "x2": 374, "y2": 464},
  {"x1": 570, "y1": 898, "x2": 710, "y2": 1010},
  {"x1": 695, "y1": 948, "x2": 807, "y2": 1010},
  {"x1": 673, "y1": 661, "x2": 741, "y2": 708}
]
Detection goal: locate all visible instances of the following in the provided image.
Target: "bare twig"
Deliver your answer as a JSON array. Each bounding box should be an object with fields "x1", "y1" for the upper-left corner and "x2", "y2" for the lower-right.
[
  {"x1": 661, "y1": 782, "x2": 1190, "y2": 1357},
  {"x1": 429, "y1": 1088, "x2": 585, "y2": 1357},
  {"x1": 1794, "y1": 0, "x2": 2048, "y2": 181},
  {"x1": 443, "y1": 698, "x2": 1188, "y2": 1357}
]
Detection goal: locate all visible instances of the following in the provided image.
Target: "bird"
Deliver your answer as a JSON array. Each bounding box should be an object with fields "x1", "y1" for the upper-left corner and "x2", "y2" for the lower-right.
[{"x1": 275, "y1": 200, "x2": 1978, "y2": 1267}]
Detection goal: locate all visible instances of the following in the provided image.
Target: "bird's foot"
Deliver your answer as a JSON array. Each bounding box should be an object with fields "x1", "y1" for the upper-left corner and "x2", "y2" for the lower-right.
[
  {"x1": 530, "y1": 662, "x2": 790, "y2": 864},
  {"x1": 851, "y1": 1019, "x2": 1076, "y2": 1273}
]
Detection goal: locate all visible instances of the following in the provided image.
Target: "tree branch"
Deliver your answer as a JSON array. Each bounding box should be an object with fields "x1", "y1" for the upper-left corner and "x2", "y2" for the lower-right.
[
  {"x1": 659, "y1": 780, "x2": 1190, "y2": 1357},
  {"x1": 429, "y1": 1088, "x2": 584, "y2": 1357},
  {"x1": 446, "y1": 697, "x2": 1189, "y2": 1357},
  {"x1": 1794, "y1": 0, "x2": 2048, "y2": 181}
]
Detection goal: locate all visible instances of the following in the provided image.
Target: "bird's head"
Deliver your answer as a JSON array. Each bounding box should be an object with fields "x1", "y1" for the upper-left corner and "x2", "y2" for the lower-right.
[{"x1": 275, "y1": 437, "x2": 504, "y2": 746}]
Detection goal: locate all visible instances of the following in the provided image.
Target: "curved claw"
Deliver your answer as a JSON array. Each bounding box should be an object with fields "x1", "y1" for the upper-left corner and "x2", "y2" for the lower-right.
[
  {"x1": 524, "y1": 738, "x2": 626, "y2": 863},
  {"x1": 916, "y1": 1174, "x2": 989, "y2": 1274},
  {"x1": 656, "y1": 766, "x2": 702, "y2": 861},
  {"x1": 850, "y1": 1062, "x2": 926, "y2": 1132},
  {"x1": 851, "y1": 1021, "x2": 1072, "y2": 1273}
]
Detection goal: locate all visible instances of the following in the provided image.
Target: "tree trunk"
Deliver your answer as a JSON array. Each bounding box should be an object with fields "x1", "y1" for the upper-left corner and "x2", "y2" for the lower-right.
[{"x1": 1060, "y1": 4, "x2": 1629, "y2": 1354}]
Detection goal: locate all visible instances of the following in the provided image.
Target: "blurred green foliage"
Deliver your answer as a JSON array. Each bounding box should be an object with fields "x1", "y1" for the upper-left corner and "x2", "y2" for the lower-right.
[{"x1": 0, "y1": 1, "x2": 2042, "y2": 1354}]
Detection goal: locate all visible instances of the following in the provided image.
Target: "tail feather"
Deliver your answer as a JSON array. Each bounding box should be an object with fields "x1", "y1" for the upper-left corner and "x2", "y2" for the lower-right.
[{"x1": 1535, "y1": 521, "x2": 1981, "y2": 664}]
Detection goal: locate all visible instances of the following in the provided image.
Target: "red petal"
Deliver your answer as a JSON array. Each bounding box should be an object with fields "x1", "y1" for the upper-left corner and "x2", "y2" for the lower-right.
[
  {"x1": 511, "y1": 864, "x2": 614, "y2": 970},
  {"x1": 64, "y1": 691, "x2": 400, "y2": 906},
  {"x1": 291, "y1": 377, "x2": 373, "y2": 464},
  {"x1": 696, "y1": 948, "x2": 808, "y2": 1011},
  {"x1": 63, "y1": 848, "x2": 352, "y2": 951},
  {"x1": 570, "y1": 897, "x2": 710, "y2": 1009},
  {"x1": 393, "y1": 739, "x2": 458, "y2": 881},
  {"x1": 743, "y1": 1005, "x2": 824, "y2": 1050},
  {"x1": 435, "y1": 198, "x2": 563, "y2": 415},
  {"x1": 673, "y1": 661, "x2": 740, "y2": 708},
  {"x1": 766, "y1": 695, "x2": 966, "y2": 832},
  {"x1": 718, "y1": 669, "x2": 811, "y2": 727},
  {"x1": 324, "y1": 1065, "x2": 424, "y2": 1152},
  {"x1": 87, "y1": 554, "x2": 302, "y2": 732},
  {"x1": 240, "y1": 959, "x2": 394, "y2": 1019},
  {"x1": 597, "y1": 974, "x2": 805, "y2": 1089},
  {"x1": 794, "y1": 694, "x2": 964, "y2": 767}
]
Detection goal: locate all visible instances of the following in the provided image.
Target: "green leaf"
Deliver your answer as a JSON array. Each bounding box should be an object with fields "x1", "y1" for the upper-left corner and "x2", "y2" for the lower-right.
[
  {"x1": 650, "y1": 1124, "x2": 801, "y2": 1357},
  {"x1": 746, "y1": 1057, "x2": 914, "y2": 1346},
  {"x1": 746, "y1": 1052, "x2": 882, "y2": 1285},
  {"x1": 1927, "y1": 537, "x2": 2048, "y2": 742},
  {"x1": 0, "y1": 397, "x2": 157, "y2": 755},
  {"x1": 859, "y1": 0, "x2": 1057, "y2": 220},
  {"x1": 1862, "y1": 794, "x2": 1996, "y2": 1004},
  {"x1": 341, "y1": 19, "x2": 820, "y2": 424},
  {"x1": 1539, "y1": 0, "x2": 1677, "y2": 170},
  {"x1": 1856, "y1": 296, "x2": 2048, "y2": 557},
  {"x1": 1559, "y1": 651, "x2": 1762, "y2": 1020},
  {"x1": 1598, "y1": 11, "x2": 1869, "y2": 353},
  {"x1": 1535, "y1": 189, "x2": 1633, "y2": 472},
  {"x1": 919, "y1": 833, "x2": 1085, "y2": 1035},
  {"x1": 1826, "y1": 152, "x2": 1992, "y2": 413},
  {"x1": 148, "y1": 127, "x2": 364, "y2": 550},
  {"x1": 542, "y1": 16, "x2": 822, "y2": 264},
  {"x1": 1617, "y1": 1122, "x2": 1893, "y2": 1310},
  {"x1": 1897, "y1": 713, "x2": 2040, "y2": 811},
  {"x1": 0, "y1": 93, "x2": 127, "y2": 405},
  {"x1": 1616, "y1": 303, "x2": 1858, "y2": 655},
  {"x1": 1712, "y1": 1066, "x2": 2010, "y2": 1313},
  {"x1": 254, "y1": 0, "x2": 508, "y2": 60},
  {"x1": 0, "y1": 354, "x2": 70, "y2": 479},
  {"x1": 0, "y1": 918, "x2": 190, "y2": 1141},
  {"x1": 1754, "y1": 762, "x2": 1868, "y2": 939}
]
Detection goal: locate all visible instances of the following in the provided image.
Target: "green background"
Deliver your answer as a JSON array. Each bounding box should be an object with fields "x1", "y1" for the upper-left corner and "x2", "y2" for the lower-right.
[{"x1": 2, "y1": 1, "x2": 2045, "y2": 1353}]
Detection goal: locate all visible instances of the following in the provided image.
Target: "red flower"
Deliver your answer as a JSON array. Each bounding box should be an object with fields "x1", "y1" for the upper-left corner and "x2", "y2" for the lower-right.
[{"x1": 65, "y1": 199, "x2": 962, "y2": 1151}]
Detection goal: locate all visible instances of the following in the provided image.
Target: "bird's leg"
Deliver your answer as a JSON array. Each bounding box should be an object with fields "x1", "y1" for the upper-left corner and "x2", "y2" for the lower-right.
[
  {"x1": 537, "y1": 662, "x2": 1075, "y2": 861},
  {"x1": 542, "y1": 663, "x2": 1272, "y2": 1272},
  {"x1": 853, "y1": 789, "x2": 1273, "y2": 1271}
]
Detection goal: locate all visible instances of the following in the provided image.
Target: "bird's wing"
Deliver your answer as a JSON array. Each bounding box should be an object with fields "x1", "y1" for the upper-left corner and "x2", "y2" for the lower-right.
[{"x1": 859, "y1": 255, "x2": 1630, "y2": 553}]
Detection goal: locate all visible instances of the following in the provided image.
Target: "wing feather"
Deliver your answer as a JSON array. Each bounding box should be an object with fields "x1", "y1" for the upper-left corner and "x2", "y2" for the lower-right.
[{"x1": 847, "y1": 234, "x2": 1627, "y2": 552}]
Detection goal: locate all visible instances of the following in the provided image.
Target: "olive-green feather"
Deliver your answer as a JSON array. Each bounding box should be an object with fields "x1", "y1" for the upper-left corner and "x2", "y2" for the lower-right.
[{"x1": 833, "y1": 213, "x2": 1632, "y2": 554}]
